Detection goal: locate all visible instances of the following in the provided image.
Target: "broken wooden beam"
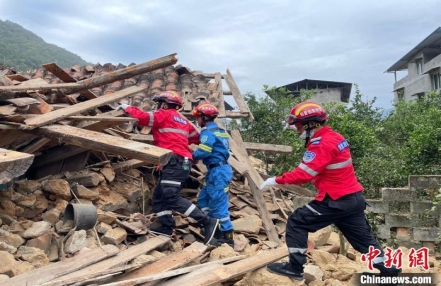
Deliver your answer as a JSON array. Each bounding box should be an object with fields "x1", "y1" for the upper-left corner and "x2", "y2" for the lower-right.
[
  {"x1": 112, "y1": 241, "x2": 207, "y2": 283},
  {"x1": 243, "y1": 142, "x2": 292, "y2": 153},
  {"x1": 44, "y1": 236, "x2": 170, "y2": 286},
  {"x1": 71, "y1": 53, "x2": 178, "y2": 95},
  {"x1": 161, "y1": 246, "x2": 288, "y2": 286},
  {"x1": 215, "y1": 72, "x2": 226, "y2": 118},
  {"x1": 67, "y1": 115, "x2": 138, "y2": 122},
  {"x1": 22, "y1": 85, "x2": 144, "y2": 128},
  {"x1": 42, "y1": 62, "x2": 98, "y2": 99},
  {"x1": 111, "y1": 159, "x2": 146, "y2": 173},
  {"x1": 224, "y1": 69, "x2": 254, "y2": 122},
  {"x1": 103, "y1": 255, "x2": 247, "y2": 286},
  {"x1": 34, "y1": 125, "x2": 173, "y2": 166},
  {"x1": 228, "y1": 129, "x2": 280, "y2": 244},
  {"x1": 0, "y1": 148, "x2": 34, "y2": 184},
  {"x1": 0, "y1": 54, "x2": 178, "y2": 95},
  {"x1": 31, "y1": 145, "x2": 86, "y2": 168},
  {"x1": 5, "y1": 244, "x2": 119, "y2": 286}
]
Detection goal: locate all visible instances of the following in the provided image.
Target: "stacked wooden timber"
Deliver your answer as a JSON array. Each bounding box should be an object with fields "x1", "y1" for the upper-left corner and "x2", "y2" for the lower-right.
[{"x1": 0, "y1": 53, "x2": 320, "y2": 285}]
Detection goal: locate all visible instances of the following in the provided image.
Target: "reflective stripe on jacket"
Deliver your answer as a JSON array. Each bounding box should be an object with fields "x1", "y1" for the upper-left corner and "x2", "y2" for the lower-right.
[
  {"x1": 125, "y1": 106, "x2": 200, "y2": 159},
  {"x1": 275, "y1": 126, "x2": 363, "y2": 201},
  {"x1": 192, "y1": 121, "x2": 230, "y2": 165}
]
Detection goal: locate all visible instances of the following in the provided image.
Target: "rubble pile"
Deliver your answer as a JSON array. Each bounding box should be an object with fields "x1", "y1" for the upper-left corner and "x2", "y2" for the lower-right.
[{"x1": 0, "y1": 54, "x2": 439, "y2": 285}]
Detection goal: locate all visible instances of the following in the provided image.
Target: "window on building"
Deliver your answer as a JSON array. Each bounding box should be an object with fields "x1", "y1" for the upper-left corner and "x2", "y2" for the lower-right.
[
  {"x1": 397, "y1": 88, "x2": 404, "y2": 99},
  {"x1": 416, "y1": 59, "x2": 423, "y2": 75},
  {"x1": 416, "y1": 92, "x2": 425, "y2": 99},
  {"x1": 432, "y1": 72, "x2": 440, "y2": 90}
]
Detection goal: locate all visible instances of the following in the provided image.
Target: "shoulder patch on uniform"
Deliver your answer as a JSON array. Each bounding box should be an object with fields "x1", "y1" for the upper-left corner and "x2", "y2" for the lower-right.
[
  {"x1": 173, "y1": 115, "x2": 187, "y2": 125},
  {"x1": 201, "y1": 135, "x2": 208, "y2": 143},
  {"x1": 302, "y1": 151, "x2": 316, "y2": 163},
  {"x1": 337, "y1": 140, "x2": 349, "y2": 151}
]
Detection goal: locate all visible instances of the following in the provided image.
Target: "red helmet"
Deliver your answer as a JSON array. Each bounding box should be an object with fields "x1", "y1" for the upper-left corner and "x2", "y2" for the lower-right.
[
  {"x1": 153, "y1": 91, "x2": 183, "y2": 107},
  {"x1": 192, "y1": 103, "x2": 219, "y2": 118},
  {"x1": 286, "y1": 102, "x2": 328, "y2": 125}
]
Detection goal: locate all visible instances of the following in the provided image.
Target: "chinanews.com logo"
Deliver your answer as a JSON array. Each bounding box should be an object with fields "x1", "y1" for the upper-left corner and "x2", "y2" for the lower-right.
[{"x1": 356, "y1": 246, "x2": 436, "y2": 285}]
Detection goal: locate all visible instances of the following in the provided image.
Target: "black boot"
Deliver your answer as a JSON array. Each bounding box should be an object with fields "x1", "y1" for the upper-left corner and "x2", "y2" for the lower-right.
[
  {"x1": 148, "y1": 221, "x2": 173, "y2": 237},
  {"x1": 373, "y1": 262, "x2": 402, "y2": 276},
  {"x1": 200, "y1": 217, "x2": 219, "y2": 245},
  {"x1": 212, "y1": 230, "x2": 234, "y2": 247},
  {"x1": 266, "y1": 261, "x2": 304, "y2": 280}
]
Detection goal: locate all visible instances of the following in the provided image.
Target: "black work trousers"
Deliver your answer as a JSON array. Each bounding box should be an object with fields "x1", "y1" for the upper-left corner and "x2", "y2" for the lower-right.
[
  {"x1": 286, "y1": 191, "x2": 384, "y2": 272},
  {"x1": 153, "y1": 154, "x2": 206, "y2": 228}
]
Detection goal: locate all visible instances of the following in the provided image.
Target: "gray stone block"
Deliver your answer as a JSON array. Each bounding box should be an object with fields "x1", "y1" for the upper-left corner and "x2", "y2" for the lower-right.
[
  {"x1": 411, "y1": 201, "x2": 441, "y2": 215},
  {"x1": 385, "y1": 214, "x2": 414, "y2": 227},
  {"x1": 409, "y1": 175, "x2": 441, "y2": 191},
  {"x1": 412, "y1": 227, "x2": 441, "y2": 242},
  {"x1": 396, "y1": 240, "x2": 421, "y2": 249},
  {"x1": 381, "y1": 188, "x2": 413, "y2": 201},
  {"x1": 366, "y1": 199, "x2": 389, "y2": 214},
  {"x1": 376, "y1": 225, "x2": 390, "y2": 240}
]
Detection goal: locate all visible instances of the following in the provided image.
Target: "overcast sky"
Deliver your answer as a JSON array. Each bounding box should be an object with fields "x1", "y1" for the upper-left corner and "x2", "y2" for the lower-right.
[{"x1": 0, "y1": 0, "x2": 440, "y2": 109}]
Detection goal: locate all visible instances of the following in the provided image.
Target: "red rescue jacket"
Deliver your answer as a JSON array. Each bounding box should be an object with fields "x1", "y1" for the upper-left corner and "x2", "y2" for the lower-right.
[
  {"x1": 125, "y1": 106, "x2": 200, "y2": 159},
  {"x1": 275, "y1": 126, "x2": 363, "y2": 201}
]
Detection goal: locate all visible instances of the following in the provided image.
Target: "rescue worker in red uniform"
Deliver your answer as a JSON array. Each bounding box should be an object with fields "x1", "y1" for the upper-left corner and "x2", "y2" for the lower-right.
[
  {"x1": 118, "y1": 91, "x2": 219, "y2": 245},
  {"x1": 260, "y1": 102, "x2": 401, "y2": 280}
]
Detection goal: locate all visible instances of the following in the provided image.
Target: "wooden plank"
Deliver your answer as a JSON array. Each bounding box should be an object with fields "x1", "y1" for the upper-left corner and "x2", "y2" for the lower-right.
[
  {"x1": 112, "y1": 241, "x2": 207, "y2": 283},
  {"x1": 0, "y1": 54, "x2": 178, "y2": 95},
  {"x1": 23, "y1": 86, "x2": 144, "y2": 128},
  {"x1": 224, "y1": 69, "x2": 254, "y2": 121},
  {"x1": 45, "y1": 236, "x2": 170, "y2": 286},
  {"x1": 67, "y1": 115, "x2": 138, "y2": 122},
  {"x1": 0, "y1": 148, "x2": 34, "y2": 184},
  {"x1": 228, "y1": 129, "x2": 280, "y2": 243},
  {"x1": 32, "y1": 145, "x2": 86, "y2": 168},
  {"x1": 43, "y1": 62, "x2": 98, "y2": 99},
  {"x1": 161, "y1": 246, "x2": 288, "y2": 286},
  {"x1": 228, "y1": 156, "x2": 248, "y2": 175},
  {"x1": 101, "y1": 256, "x2": 246, "y2": 286},
  {"x1": 112, "y1": 159, "x2": 146, "y2": 173},
  {"x1": 0, "y1": 82, "x2": 79, "y2": 91},
  {"x1": 215, "y1": 72, "x2": 226, "y2": 117},
  {"x1": 243, "y1": 142, "x2": 292, "y2": 153},
  {"x1": 21, "y1": 138, "x2": 51, "y2": 154},
  {"x1": 35, "y1": 125, "x2": 173, "y2": 166},
  {"x1": 42, "y1": 63, "x2": 77, "y2": 83},
  {"x1": 5, "y1": 244, "x2": 119, "y2": 286}
]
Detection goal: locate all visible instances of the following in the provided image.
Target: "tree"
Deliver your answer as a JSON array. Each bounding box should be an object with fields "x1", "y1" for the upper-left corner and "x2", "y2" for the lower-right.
[{"x1": 238, "y1": 85, "x2": 441, "y2": 197}]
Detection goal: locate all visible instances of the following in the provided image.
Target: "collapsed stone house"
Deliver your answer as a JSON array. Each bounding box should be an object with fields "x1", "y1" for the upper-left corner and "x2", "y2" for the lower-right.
[{"x1": 0, "y1": 54, "x2": 439, "y2": 285}]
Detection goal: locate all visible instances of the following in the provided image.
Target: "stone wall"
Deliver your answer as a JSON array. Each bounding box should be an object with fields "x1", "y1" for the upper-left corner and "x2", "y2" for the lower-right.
[
  {"x1": 366, "y1": 175, "x2": 441, "y2": 253},
  {"x1": 292, "y1": 175, "x2": 441, "y2": 253}
]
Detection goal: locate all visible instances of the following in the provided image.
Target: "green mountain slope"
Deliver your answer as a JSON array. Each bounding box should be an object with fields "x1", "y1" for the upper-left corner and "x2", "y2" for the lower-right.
[{"x1": 0, "y1": 19, "x2": 89, "y2": 71}]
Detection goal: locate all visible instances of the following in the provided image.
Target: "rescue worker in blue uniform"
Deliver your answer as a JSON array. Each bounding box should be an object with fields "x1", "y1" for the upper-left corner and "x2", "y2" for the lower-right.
[{"x1": 192, "y1": 103, "x2": 234, "y2": 247}]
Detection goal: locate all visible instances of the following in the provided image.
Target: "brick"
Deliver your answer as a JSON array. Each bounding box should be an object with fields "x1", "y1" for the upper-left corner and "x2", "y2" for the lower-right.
[
  {"x1": 366, "y1": 199, "x2": 389, "y2": 214},
  {"x1": 396, "y1": 227, "x2": 410, "y2": 237},
  {"x1": 412, "y1": 228, "x2": 441, "y2": 242},
  {"x1": 421, "y1": 241, "x2": 436, "y2": 255},
  {"x1": 381, "y1": 188, "x2": 413, "y2": 201}
]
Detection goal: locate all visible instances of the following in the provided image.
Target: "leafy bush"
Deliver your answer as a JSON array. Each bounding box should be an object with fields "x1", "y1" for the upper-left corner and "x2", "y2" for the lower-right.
[{"x1": 238, "y1": 85, "x2": 441, "y2": 197}]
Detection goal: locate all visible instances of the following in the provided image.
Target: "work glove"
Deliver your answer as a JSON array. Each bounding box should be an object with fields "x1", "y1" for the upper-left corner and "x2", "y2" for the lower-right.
[
  {"x1": 259, "y1": 177, "x2": 277, "y2": 190},
  {"x1": 117, "y1": 103, "x2": 129, "y2": 111}
]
